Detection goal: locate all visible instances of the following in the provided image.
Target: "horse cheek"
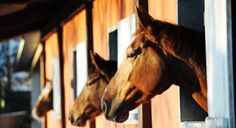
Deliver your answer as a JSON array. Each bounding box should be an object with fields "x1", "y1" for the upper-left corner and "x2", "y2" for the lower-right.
[{"x1": 129, "y1": 50, "x2": 161, "y2": 95}]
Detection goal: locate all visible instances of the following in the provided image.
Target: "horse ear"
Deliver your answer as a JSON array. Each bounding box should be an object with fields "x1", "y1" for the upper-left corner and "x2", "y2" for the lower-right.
[
  {"x1": 136, "y1": 2, "x2": 156, "y2": 32},
  {"x1": 89, "y1": 51, "x2": 106, "y2": 70},
  {"x1": 89, "y1": 50, "x2": 96, "y2": 64}
]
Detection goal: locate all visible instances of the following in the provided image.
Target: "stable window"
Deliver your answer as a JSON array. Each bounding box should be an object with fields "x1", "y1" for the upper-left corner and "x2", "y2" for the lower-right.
[
  {"x1": 108, "y1": 14, "x2": 139, "y2": 126},
  {"x1": 72, "y1": 50, "x2": 77, "y2": 100},
  {"x1": 108, "y1": 27, "x2": 118, "y2": 62},
  {"x1": 116, "y1": 14, "x2": 139, "y2": 125},
  {"x1": 73, "y1": 41, "x2": 88, "y2": 99}
]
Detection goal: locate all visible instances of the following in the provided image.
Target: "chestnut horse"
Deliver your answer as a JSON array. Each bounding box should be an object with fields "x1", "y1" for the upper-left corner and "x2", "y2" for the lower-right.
[
  {"x1": 32, "y1": 81, "x2": 53, "y2": 120},
  {"x1": 69, "y1": 52, "x2": 117, "y2": 126},
  {"x1": 101, "y1": 2, "x2": 207, "y2": 123}
]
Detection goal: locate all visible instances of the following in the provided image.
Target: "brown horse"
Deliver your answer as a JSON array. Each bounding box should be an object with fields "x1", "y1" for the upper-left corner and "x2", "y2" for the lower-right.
[
  {"x1": 69, "y1": 52, "x2": 117, "y2": 126},
  {"x1": 101, "y1": 2, "x2": 207, "y2": 123},
  {"x1": 32, "y1": 81, "x2": 53, "y2": 121}
]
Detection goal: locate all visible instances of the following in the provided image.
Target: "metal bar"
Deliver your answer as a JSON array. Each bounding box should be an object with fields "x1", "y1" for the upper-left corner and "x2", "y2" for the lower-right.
[{"x1": 56, "y1": 26, "x2": 66, "y2": 128}]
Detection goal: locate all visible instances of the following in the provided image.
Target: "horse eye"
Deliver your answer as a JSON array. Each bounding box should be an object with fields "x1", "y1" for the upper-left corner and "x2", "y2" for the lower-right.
[
  {"x1": 127, "y1": 52, "x2": 136, "y2": 58},
  {"x1": 127, "y1": 47, "x2": 142, "y2": 59},
  {"x1": 126, "y1": 47, "x2": 137, "y2": 58}
]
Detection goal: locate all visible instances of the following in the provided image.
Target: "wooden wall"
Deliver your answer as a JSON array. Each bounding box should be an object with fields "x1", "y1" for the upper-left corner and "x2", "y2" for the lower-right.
[
  {"x1": 44, "y1": 0, "x2": 180, "y2": 128},
  {"x1": 45, "y1": 33, "x2": 62, "y2": 128},
  {"x1": 45, "y1": 33, "x2": 59, "y2": 80},
  {"x1": 149, "y1": 0, "x2": 181, "y2": 128},
  {"x1": 62, "y1": 10, "x2": 88, "y2": 128},
  {"x1": 92, "y1": 0, "x2": 136, "y2": 128},
  {"x1": 93, "y1": 0, "x2": 135, "y2": 59}
]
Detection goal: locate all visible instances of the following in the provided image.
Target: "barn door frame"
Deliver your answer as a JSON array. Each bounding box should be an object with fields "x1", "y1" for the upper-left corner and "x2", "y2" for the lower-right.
[{"x1": 204, "y1": 0, "x2": 235, "y2": 127}]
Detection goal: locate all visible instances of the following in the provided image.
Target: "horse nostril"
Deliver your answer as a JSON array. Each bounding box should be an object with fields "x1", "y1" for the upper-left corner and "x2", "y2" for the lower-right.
[
  {"x1": 69, "y1": 115, "x2": 74, "y2": 124},
  {"x1": 101, "y1": 100, "x2": 107, "y2": 113}
]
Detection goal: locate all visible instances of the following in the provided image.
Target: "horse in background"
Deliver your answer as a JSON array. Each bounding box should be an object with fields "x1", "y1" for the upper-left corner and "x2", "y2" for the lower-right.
[
  {"x1": 32, "y1": 80, "x2": 53, "y2": 121},
  {"x1": 69, "y1": 52, "x2": 117, "y2": 126},
  {"x1": 101, "y1": 1, "x2": 207, "y2": 123}
]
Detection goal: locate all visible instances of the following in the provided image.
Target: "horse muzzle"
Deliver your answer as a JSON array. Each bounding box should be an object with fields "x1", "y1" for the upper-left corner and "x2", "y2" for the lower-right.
[
  {"x1": 69, "y1": 114, "x2": 87, "y2": 126},
  {"x1": 101, "y1": 99, "x2": 129, "y2": 123}
]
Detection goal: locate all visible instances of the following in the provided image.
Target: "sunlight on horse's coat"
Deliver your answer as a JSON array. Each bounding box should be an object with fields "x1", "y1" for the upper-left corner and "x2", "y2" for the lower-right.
[
  {"x1": 101, "y1": 0, "x2": 207, "y2": 123},
  {"x1": 69, "y1": 52, "x2": 117, "y2": 126}
]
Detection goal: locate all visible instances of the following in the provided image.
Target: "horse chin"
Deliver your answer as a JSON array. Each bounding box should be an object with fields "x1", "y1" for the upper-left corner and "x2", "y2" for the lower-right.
[
  {"x1": 74, "y1": 118, "x2": 86, "y2": 126},
  {"x1": 72, "y1": 115, "x2": 88, "y2": 126},
  {"x1": 114, "y1": 111, "x2": 129, "y2": 123},
  {"x1": 36, "y1": 110, "x2": 44, "y2": 117}
]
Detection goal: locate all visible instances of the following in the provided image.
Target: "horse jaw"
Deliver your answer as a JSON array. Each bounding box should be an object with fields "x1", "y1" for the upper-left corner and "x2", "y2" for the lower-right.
[{"x1": 101, "y1": 47, "x2": 163, "y2": 122}]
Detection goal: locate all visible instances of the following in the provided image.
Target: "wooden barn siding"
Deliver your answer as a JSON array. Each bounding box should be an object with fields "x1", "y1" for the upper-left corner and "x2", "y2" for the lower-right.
[
  {"x1": 45, "y1": 33, "x2": 62, "y2": 128},
  {"x1": 44, "y1": 0, "x2": 180, "y2": 128},
  {"x1": 149, "y1": 0, "x2": 181, "y2": 128},
  {"x1": 92, "y1": 0, "x2": 137, "y2": 128},
  {"x1": 62, "y1": 10, "x2": 88, "y2": 128},
  {"x1": 93, "y1": 0, "x2": 135, "y2": 59}
]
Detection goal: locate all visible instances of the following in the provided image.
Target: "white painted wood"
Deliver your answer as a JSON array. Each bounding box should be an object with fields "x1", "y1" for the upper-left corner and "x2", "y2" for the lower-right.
[
  {"x1": 117, "y1": 14, "x2": 136, "y2": 67},
  {"x1": 205, "y1": 117, "x2": 228, "y2": 128},
  {"x1": 204, "y1": 0, "x2": 234, "y2": 127},
  {"x1": 75, "y1": 41, "x2": 88, "y2": 96},
  {"x1": 181, "y1": 121, "x2": 205, "y2": 128},
  {"x1": 52, "y1": 58, "x2": 61, "y2": 118}
]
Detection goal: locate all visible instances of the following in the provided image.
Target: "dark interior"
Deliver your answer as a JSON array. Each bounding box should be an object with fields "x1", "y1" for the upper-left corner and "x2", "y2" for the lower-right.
[
  {"x1": 178, "y1": 0, "x2": 208, "y2": 121},
  {"x1": 0, "y1": 0, "x2": 83, "y2": 41}
]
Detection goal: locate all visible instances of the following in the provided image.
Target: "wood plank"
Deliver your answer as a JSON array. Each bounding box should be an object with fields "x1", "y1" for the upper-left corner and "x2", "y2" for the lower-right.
[
  {"x1": 42, "y1": 0, "x2": 85, "y2": 40},
  {"x1": 0, "y1": 1, "x2": 66, "y2": 41},
  {"x1": 0, "y1": 4, "x2": 56, "y2": 41},
  {"x1": 85, "y1": 1, "x2": 95, "y2": 128},
  {"x1": 86, "y1": 0, "x2": 94, "y2": 69},
  {"x1": 141, "y1": 102, "x2": 152, "y2": 128},
  {"x1": 0, "y1": 0, "x2": 32, "y2": 4},
  {"x1": 0, "y1": 21, "x2": 42, "y2": 41}
]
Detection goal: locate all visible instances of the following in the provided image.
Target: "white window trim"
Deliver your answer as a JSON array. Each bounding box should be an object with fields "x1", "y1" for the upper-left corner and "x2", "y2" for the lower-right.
[
  {"x1": 74, "y1": 41, "x2": 88, "y2": 97},
  {"x1": 204, "y1": 0, "x2": 234, "y2": 127},
  {"x1": 52, "y1": 57, "x2": 61, "y2": 118}
]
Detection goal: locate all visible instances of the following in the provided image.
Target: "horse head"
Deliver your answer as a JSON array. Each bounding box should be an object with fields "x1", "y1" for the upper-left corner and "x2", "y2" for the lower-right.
[
  {"x1": 100, "y1": 3, "x2": 175, "y2": 123},
  {"x1": 101, "y1": 0, "x2": 207, "y2": 123},
  {"x1": 32, "y1": 81, "x2": 53, "y2": 121},
  {"x1": 69, "y1": 52, "x2": 117, "y2": 126}
]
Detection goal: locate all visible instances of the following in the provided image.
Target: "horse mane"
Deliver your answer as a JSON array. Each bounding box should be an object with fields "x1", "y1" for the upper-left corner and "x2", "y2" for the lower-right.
[{"x1": 135, "y1": 21, "x2": 206, "y2": 77}]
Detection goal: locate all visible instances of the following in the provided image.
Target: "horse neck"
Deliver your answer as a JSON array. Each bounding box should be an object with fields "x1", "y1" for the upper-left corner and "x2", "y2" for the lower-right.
[
  {"x1": 158, "y1": 25, "x2": 206, "y2": 84},
  {"x1": 167, "y1": 57, "x2": 201, "y2": 95}
]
